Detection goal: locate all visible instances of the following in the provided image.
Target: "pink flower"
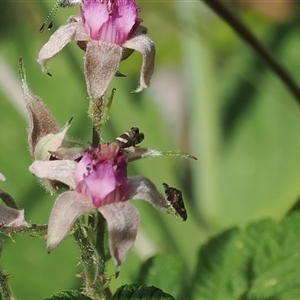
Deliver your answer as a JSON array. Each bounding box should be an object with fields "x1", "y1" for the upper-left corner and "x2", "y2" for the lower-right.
[
  {"x1": 29, "y1": 127, "x2": 194, "y2": 269},
  {"x1": 75, "y1": 143, "x2": 129, "y2": 206},
  {"x1": 81, "y1": 0, "x2": 141, "y2": 44},
  {"x1": 38, "y1": 0, "x2": 155, "y2": 97}
]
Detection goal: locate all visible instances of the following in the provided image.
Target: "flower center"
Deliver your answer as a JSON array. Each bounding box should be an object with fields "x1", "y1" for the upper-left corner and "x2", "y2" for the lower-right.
[{"x1": 75, "y1": 143, "x2": 129, "y2": 207}]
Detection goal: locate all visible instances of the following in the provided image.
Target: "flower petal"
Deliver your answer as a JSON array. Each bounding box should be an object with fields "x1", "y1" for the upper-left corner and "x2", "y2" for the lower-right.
[
  {"x1": 0, "y1": 172, "x2": 5, "y2": 181},
  {"x1": 29, "y1": 160, "x2": 78, "y2": 189},
  {"x1": 34, "y1": 125, "x2": 70, "y2": 161},
  {"x1": 47, "y1": 191, "x2": 94, "y2": 251},
  {"x1": 124, "y1": 147, "x2": 197, "y2": 162},
  {"x1": 98, "y1": 201, "x2": 139, "y2": 269},
  {"x1": 81, "y1": 0, "x2": 139, "y2": 44},
  {"x1": 0, "y1": 189, "x2": 18, "y2": 209},
  {"x1": 81, "y1": 0, "x2": 109, "y2": 40},
  {"x1": 20, "y1": 65, "x2": 60, "y2": 157},
  {"x1": 108, "y1": 0, "x2": 140, "y2": 45},
  {"x1": 84, "y1": 40, "x2": 122, "y2": 99},
  {"x1": 37, "y1": 16, "x2": 88, "y2": 73},
  {"x1": 0, "y1": 206, "x2": 29, "y2": 227},
  {"x1": 124, "y1": 147, "x2": 162, "y2": 162},
  {"x1": 123, "y1": 26, "x2": 155, "y2": 92},
  {"x1": 128, "y1": 176, "x2": 170, "y2": 211},
  {"x1": 75, "y1": 144, "x2": 128, "y2": 206}
]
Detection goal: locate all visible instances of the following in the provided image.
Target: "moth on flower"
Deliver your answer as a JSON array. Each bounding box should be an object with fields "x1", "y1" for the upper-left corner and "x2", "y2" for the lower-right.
[
  {"x1": 38, "y1": 0, "x2": 156, "y2": 98},
  {"x1": 30, "y1": 127, "x2": 195, "y2": 269}
]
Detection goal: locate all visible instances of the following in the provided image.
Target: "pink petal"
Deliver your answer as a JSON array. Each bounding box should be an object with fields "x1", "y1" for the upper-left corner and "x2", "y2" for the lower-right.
[
  {"x1": 123, "y1": 26, "x2": 155, "y2": 92},
  {"x1": 96, "y1": 17, "x2": 118, "y2": 44},
  {"x1": 81, "y1": 0, "x2": 109, "y2": 40},
  {"x1": 109, "y1": 0, "x2": 140, "y2": 45},
  {"x1": 29, "y1": 160, "x2": 77, "y2": 189},
  {"x1": 0, "y1": 206, "x2": 29, "y2": 227},
  {"x1": 81, "y1": 0, "x2": 139, "y2": 44},
  {"x1": 84, "y1": 40, "x2": 122, "y2": 99},
  {"x1": 98, "y1": 201, "x2": 140, "y2": 269},
  {"x1": 47, "y1": 191, "x2": 95, "y2": 251},
  {"x1": 128, "y1": 176, "x2": 170, "y2": 211},
  {"x1": 77, "y1": 160, "x2": 119, "y2": 205},
  {"x1": 75, "y1": 147, "x2": 128, "y2": 206}
]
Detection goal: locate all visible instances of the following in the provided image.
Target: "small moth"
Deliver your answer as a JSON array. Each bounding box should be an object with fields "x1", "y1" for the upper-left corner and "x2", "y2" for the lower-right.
[
  {"x1": 163, "y1": 183, "x2": 187, "y2": 221},
  {"x1": 114, "y1": 127, "x2": 145, "y2": 148}
]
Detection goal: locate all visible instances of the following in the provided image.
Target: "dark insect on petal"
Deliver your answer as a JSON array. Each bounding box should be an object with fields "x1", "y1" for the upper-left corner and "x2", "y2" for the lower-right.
[
  {"x1": 163, "y1": 183, "x2": 187, "y2": 221},
  {"x1": 114, "y1": 127, "x2": 145, "y2": 148}
]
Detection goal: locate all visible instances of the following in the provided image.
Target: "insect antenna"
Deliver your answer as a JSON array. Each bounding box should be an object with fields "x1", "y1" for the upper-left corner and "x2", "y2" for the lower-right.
[{"x1": 39, "y1": 0, "x2": 62, "y2": 32}]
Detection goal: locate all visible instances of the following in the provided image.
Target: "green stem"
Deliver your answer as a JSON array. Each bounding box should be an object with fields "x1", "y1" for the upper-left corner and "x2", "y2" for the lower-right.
[
  {"x1": 0, "y1": 224, "x2": 47, "y2": 237},
  {"x1": 73, "y1": 222, "x2": 106, "y2": 300},
  {"x1": 92, "y1": 126, "x2": 100, "y2": 146},
  {"x1": 0, "y1": 266, "x2": 14, "y2": 300},
  {"x1": 202, "y1": 0, "x2": 300, "y2": 102},
  {"x1": 95, "y1": 214, "x2": 106, "y2": 276}
]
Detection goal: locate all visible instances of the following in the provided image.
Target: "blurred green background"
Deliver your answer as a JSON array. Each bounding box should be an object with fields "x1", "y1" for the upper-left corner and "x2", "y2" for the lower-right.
[{"x1": 1, "y1": 0, "x2": 300, "y2": 298}]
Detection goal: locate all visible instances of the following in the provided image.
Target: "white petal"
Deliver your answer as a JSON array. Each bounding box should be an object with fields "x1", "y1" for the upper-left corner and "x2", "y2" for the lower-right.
[
  {"x1": 29, "y1": 160, "x2": 77, "y2": 189},
  {"x1": 124, "y1": 147, "x2": 197, "y2": 162},
  {"x1": 37, "y1": 17, "x2": 87, "y2": 71},
  {"x1": 84, "y1": 41, "x2": 122, "y2": 99},
  {"x1": 0, "y1": 206, "x2": 29, "y2": 227},
  {"x1": 123, "y1": 28, "x2": 155, "y2": 93},
  {"x1": 128, "y1": 176, "x2": 170, "y2": 211},
  {"x1": 0, "y1": 172, "x2": 5, "y2": 181},
  {"x1": 124, "y1": 147, "x2": 162, "y2": 162},
  {"x1": 21, "y1": 77, "x2": 59, "y2": 158},
  {"x1": 47, "y1": 191, "x2": 94, "y2": 251},
  {"x1": 99, "y1": 202, "x2": 140, "y2": 269},
  {"x1": 34, "y1": 125, "x2": 69, "y2": 160}
]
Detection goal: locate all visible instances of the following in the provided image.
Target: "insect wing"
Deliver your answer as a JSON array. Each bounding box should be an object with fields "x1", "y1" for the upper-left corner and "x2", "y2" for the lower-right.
[
  {"x1": 115, "y1": 127, "x2": 145, "y2": 148},
  {"x1": 163, "y1": 183, "x2": 187, "y2": 221}
]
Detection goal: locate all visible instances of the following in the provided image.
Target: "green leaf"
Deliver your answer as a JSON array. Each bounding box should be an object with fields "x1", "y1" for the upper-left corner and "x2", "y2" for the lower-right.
[
  {"x1": 190, "y1": 228, "x2": 249, "y2": 299},
  {"x1": 136, "y1": 255, "x2": 184, "y2": 298},
  {"x1": 248, "y1": 213, "x2": 300, "y2": 299},
  {"x1": 112, "y1": 283, "x2": 175, "y2": 300},
  {"x1": 191, "y1": 212, "x2": 300, "y2": 299},
  {"x1": 43, "y1": 290, "x2": 92, "y2": 300}
]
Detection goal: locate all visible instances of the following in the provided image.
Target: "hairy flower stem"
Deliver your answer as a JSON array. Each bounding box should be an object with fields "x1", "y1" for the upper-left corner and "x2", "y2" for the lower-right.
[
  {"x1": 89, "y1": 89, "x2": 116, "y2": 145},
  {"x1": 0, "y1": 266, "x2": 14, "y2": 300},
  {"x1": 0, "y1": 224, "x2": 47, "y2": 237},
  {"x1": 89, "y1": 97, "x2": 103, "y2": 143},
  {"x1": 95, "y1": 214, "x2": 106, "y2": 276},
  {"x1": 202, "y1": 0, "x2": 300, "y2": 103},
  {"x1": 92, "y1": 126, "x2": 100, "y2": 147},
  {"x1": 73, "y1": 222, "x2": 106, "y2": 300}
]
